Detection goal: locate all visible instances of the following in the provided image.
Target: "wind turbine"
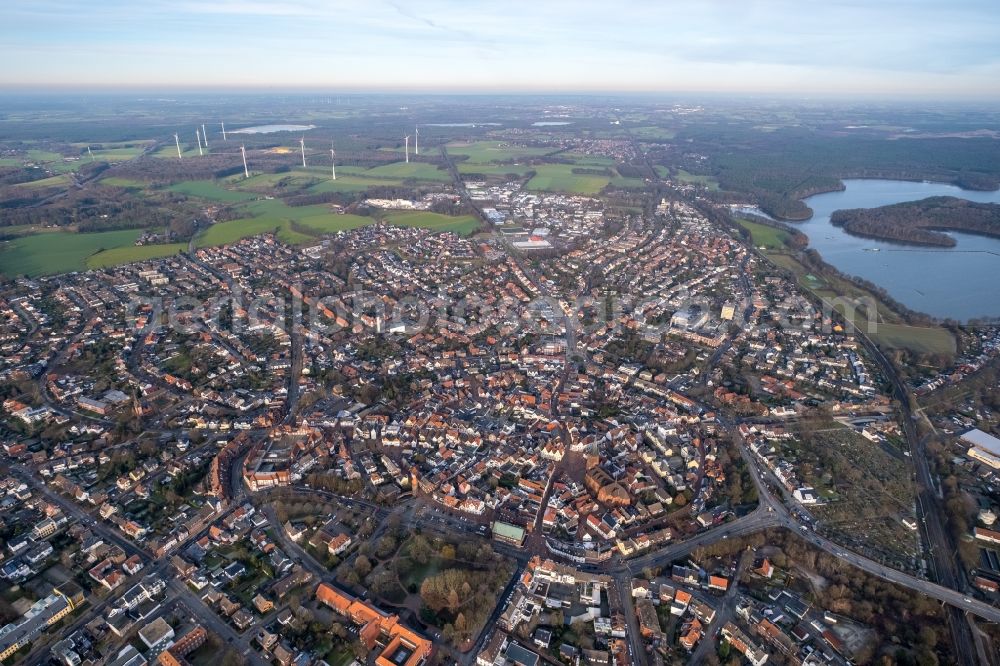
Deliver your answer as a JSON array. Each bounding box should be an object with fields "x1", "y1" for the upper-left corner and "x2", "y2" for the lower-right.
[
  {"x1": 240, "y1": 145, "x2": 249, "y2": 178},
  {"x1": 87, "y1": 146, "x2": 94, "y2": 161},
  {"x1": 201, "y1": 124, "x2": 208, "y2": 148},
  {"x1": 196, "y1": 129, "x2": 203, "y2": 156},
  {"x1": 330, "y1": 146, "x2": 337, "y2": 181},
  {"x1": 300, "y1": 136, "x2": 306, "y2": 168},
  {"x1": 415, "y1": 125, "x2": 419, "y2": 156},
  {"x1": 173, "y1": 133, "x2": 182, "y2": 160},
  {"x1": 221, "y1": 121, "x2": 228, "y2": 141},
  {"x1": 404, "y1": 135, "x2": 410, "y2": 163}
]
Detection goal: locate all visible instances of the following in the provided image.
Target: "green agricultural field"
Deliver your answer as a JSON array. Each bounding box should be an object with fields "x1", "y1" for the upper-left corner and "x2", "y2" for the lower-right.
[
  {"x1": 527, "y1": 164, "x2": 608, "y2": 194},
  {"x1": 676, "y1": 169, "x2": 720, "y2": 190},
  {"x1": 631, "y1": 126, "x2": 677, "y2": 140},
  {"x1": 526, "y1": 163, "x2": 645, "y2": 194},
  {"x1": 0, "y1": 224, "x2": 66, "y2": 237},
  {"x1": 0, "y1": 229, "x2": 143, "y2": 276},
  {"x1": 169, "y1": 180, "x2": 255, "y2": 203},
  {"x1": 87, "y1": 243, "x2": 186, "y2": 269},
  {"x1": 15, "y1": 174, "x2": 71, "y2": 189},
  {"x1": 865, "y1": 322, "x2": 956, "y2": 354},
  {"x1": 100, "y1": 177, "x2": 147, "y2": 189},
  {"x1": 195, "y1": 218, "x2": 290, "y2": 247},
  {"x1": 89, "y1": 146, "x2": 144, "y2": 161},
  {"x1": 0, "y1": 158, "x2": 21, "y2": 167},
  {"x1": 382, "y1": 211, "x2": 480, "y2": 236},
  {"x1": 447, "y1": 141, "x2": 552, "y2": 163},
  {"x1": 309, "y1": 174, "x2": 406, "y2": 194},
  {"x1": 232, "y1": 171, "x2": 321, "y2": 190},
  {"x1": 152, "y1": 144, "x2": 203, "y2": 159},
  {"x1": 562, "y1": 153, "x2": 617, "y2": 167},
  {"x1": 296, "y1": 214, "x2": 372, "y2": 235},
  {"x1": 25, "y1": 149, "x2": 64, "y2": 163},
  {"x1": 457, "y1": 163, "x2": 534, "y2": 177},
  {"x1": 195, "y1": 204, "x2": 374, "y2": 247},
  {"x1": 360, "y1": 161, "x2": 452, "y2": 181},
  {"x1": 736, "y1": 219, "x2": 790, "y2": 250},
  {"x1": 20, "y1": 149, "x2": 86, "y2": 174}
]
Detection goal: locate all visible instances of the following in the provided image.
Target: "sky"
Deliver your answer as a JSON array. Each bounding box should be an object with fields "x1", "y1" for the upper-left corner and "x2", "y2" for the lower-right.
[{"x1": 2, "y1": 0, "x2": 1000, "y2": 98}]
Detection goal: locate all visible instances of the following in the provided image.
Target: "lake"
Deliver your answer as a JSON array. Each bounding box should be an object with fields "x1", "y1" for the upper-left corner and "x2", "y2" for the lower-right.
[
  {"x1": 229, "y1": 124, "x2": 317, "y2": 134},
  {"x1": 797, "y1": 179, "x2": 1000, "y2": 322}
]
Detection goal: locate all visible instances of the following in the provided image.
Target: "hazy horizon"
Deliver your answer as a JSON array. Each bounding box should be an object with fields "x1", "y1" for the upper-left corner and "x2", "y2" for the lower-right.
[{"x1": 2, "y1": 0, "x2": 1000, "y2": 99}]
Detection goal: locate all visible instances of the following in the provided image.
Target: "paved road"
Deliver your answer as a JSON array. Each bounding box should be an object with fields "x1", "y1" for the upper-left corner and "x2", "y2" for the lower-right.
[
  {"x1": 688, "y1": 550, "x2": 751, "y2": 664},
  {"x1": 13, "y1": 463, "x2": 148, "y2": 559}
]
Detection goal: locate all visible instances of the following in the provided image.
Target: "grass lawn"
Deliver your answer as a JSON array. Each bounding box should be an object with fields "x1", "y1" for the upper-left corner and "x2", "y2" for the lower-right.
[
  {"x1": 0, "y1": 229, "x2": 143, "y2": 276},
  {"x1": 326, "y1": 647, "x2": 355, "y2": 666},
  {"x1": 736, "y1": 219, "x2": 791, "y2": 250},
  {"x1": 400, "y1": 557, "x2": 442, "y2": 591},
  {"x1": 447, "y1": 141, "x2": 552, "y2": 163},
  {"x1": 169, "y1": 180, "x2": 256, "y2": 203},
  {"x1": 87, "y1": 243, "x2": 186, "y2": 269},
  {"x1": 382, "y1": 211, "x2": 480, "y2": 236}
]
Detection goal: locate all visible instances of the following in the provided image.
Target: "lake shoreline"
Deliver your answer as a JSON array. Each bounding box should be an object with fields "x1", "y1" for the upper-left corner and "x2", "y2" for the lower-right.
[{"x1": 792, "y1": 179, "x2": 1000, "y2": 322}]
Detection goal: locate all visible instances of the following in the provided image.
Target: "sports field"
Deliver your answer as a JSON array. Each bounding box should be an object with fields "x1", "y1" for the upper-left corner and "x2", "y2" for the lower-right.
[
  {"x1": 382, "y1": 211, "x2": 480, "y2": 236},
  {"x1": 169, "y1": 180, "x2": 256, "y2": 203},
  {"x1": 87, "y1": 243, "x2": 186, "y2": 269},
  {"x1": 0, "y1": 229, "x2": 143, "y2": 276}
]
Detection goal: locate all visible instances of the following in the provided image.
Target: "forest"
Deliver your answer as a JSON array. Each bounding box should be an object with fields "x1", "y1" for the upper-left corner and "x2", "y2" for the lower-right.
[
  {"x1": 667, "y1": 127, "x2": 1000, "y2": 220},
  {"x1": 830, "y1": 196, "x2": 1000, "y2": 247}
]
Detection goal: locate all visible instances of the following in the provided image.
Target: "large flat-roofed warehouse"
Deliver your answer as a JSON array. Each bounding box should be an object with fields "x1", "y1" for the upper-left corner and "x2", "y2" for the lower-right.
[{"x1": 962, "y1": 429, "x2": 1000, "y2": 469}]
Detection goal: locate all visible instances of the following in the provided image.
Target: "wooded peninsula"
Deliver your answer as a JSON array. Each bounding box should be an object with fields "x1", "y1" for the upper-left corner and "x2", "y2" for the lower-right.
[{"x1": 829, "y1": 196, "x2": 1000, "y2": 247}]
